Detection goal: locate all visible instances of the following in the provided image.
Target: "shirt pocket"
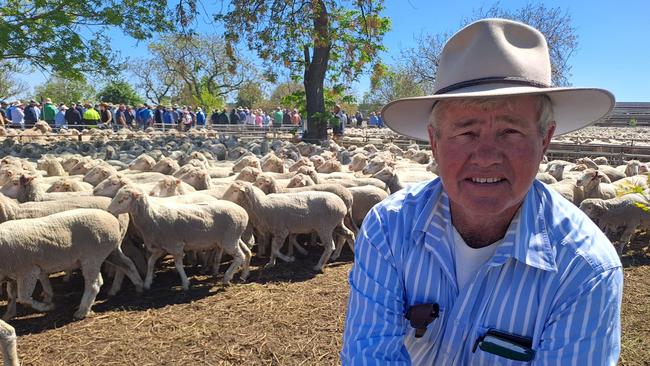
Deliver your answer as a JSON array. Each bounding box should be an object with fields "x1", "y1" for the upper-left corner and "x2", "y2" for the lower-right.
[{"x1": 467, "y1": 326, "x2": 533, "y2": 365}]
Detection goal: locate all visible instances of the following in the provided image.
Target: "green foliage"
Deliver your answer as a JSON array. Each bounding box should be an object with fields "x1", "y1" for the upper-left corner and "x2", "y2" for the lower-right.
[
  {"x1": 236, "y1": 82, "x2": 266, "y2": 109},
  {"x1": 33, "y1": 74, "x2": 95, "y2": 104},
  {"x1": 96, "y1": 80, "x2": 143, "y2": 106},
  {"x1": 366, "y1": 66, "x2": 426, "y2": 105},
  {"x1": 281, "y1": 85, "x2": 356, "y2": 126},
  {"x1": 0, "y1": 61, "x2": 28, "y2": 100},
  {"x1": 630, "y1": 118, "x2": 638, "y2": 127},
  {"x1": 0, "y1": 0, "x2": 179, "y2": 79}
]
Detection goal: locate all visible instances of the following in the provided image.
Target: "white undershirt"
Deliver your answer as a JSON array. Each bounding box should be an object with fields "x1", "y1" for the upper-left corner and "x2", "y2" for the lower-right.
[{"x1": 452, "y1": 226, "x2": 501, "y2": 293}]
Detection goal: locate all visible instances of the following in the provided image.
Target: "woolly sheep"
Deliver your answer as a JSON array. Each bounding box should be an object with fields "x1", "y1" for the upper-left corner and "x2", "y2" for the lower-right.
[
  {"x1": 37, "y1": 156, "x2": 66, "y2": 176},
  {"x1": 576, "y1": 157, "x2": 626, "y2": 182},
  {"x1": 83, "y1": 164, "x2": 119, "y2": 186},
  {"x1": 128, "y1": 154, "x2": 156, "y2": 171},
  {"x1": 222, "y1": 181, "x2": 354, "y2": 271},
  {"x1": 316, "y1": 159, "x2": 343, "y2": 173},
  {"x1": 261, "y1": 154, "x2": 286, "y2": 173},
  {"x1": 14, "y1": 175, "x2": 92, "y2": 202},
  {"x1": 348, "y1": 153, "x2": 368, "y2": 172},
  {"x1": 288, "y1": 157, "x2": 314, "y2": 172},
  {"x1": 231, "y1": 155, "x2": 261, "y2": 173},
  {"x1": 46, "y1": 178, "x2": 94, "y2": 193},
  {"x1": 548, "y1": 178, "x2": 583, "y2": 205},
  {"x1": 149, "y1": 176, "x2": 197, "y2": 197},
  {"x1": 535, "y1": 172, "x2": 558, "y2": 185},
  {"x1": 579, "y1": 194, "x2": 650, "y2": 254},
  {"x1": 0, "y1": 319, "x2": 18, "y2": 366},
  {"x1": 108, "y1": 186, "x2": 251, "y2": 289},
  {"x1": 576, "y1": 169, "x2": 617, "y2": 200},
  {"x1": 151, "y1": 157, "x2": 181, "y2": 175},
  {"x1": 0, "y1": 209, "x2": 142, "y2": 320}
]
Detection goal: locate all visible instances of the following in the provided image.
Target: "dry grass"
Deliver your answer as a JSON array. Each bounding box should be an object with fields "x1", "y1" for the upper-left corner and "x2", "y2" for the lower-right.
[{"x1": 4, "y1": 239, "x2": 650, "y2": 365}]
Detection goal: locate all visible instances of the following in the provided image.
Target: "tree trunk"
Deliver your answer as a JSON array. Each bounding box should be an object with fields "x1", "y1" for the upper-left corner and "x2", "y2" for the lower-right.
[{"x1": 302, "y1": 0, "x2": 330, "y2": 144}]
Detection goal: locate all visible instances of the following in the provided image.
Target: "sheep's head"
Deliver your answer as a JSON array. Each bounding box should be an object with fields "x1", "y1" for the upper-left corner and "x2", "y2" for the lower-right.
[
  {"x1": 253, "y1": 174, "x2": 274, "y2": 194},
  {"x1": 222, "y1": 181, "x2": 247, "y2": 203},
  {"x1": 149, "y1": 177, "x2": 183, "y2": 197},
  {"x1": 286, "y1": 173, "x2": 313, "y2": 188},
  {"x1": 626, "y1": 160, "x2": 641, "y2": 177},
  {"x1": 93, "y1": 174, "x2": 129, "y2": 197},
  {"x1": 236, "y1": 167, "x2": 260, "y2": 182},
  {"x1": 108, "y1": 187, "x2": 142, "y2": 215},
  {"x1": 579, "y1": 199, "x2": 606, "y2": 219}
]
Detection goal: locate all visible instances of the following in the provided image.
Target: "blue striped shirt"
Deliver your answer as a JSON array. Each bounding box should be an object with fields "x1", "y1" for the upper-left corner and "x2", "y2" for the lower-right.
[{"x1": 342, "y1": 179, "x2": 623, "y2": 365}]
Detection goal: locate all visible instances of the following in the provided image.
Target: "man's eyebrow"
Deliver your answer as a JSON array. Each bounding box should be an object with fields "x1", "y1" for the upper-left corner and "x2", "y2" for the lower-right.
[{"x1": 452, "y1": 118, "x2": 480, "y2": 129}]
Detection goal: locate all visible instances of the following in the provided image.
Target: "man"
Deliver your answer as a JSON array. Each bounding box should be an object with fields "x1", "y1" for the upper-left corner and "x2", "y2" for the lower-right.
[
  {"x1": 82, "y1": 102, "x2": 100, "y2": 127},
  {"x1": 54, "y1": 104, "x2": 67, "y2": 129},
  {"x1": 65, "y1": 102, "x2": 82, "y2": 127},
  {"x1": 341, "y1": 18, "x2": 622, "y2": 365},
  {"x1": 42, "y1": 98, "x2": 57, "y2": 126},
  {"x1": 273, "y1": 107, "x2": 283, "y2": 127},
  {"x1": 114, "y1": 104, "x2": 128, "y2": 129},
  {"x1": 10, "y1": 102, "x2": 24, "y2": 128}
]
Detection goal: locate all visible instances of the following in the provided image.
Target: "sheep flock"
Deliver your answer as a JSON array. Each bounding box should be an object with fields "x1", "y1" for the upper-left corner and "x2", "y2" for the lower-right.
[{"x1": 1, "y1": 123, "x2": 650, "y2": 364}]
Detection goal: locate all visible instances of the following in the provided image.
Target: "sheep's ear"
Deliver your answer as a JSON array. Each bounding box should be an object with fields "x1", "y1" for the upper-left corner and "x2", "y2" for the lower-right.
[
  {"x1": 20, "y1": 175, "x2": 34, "y2": 184},
  {"x1": 175, "y1": 179, "x2": 181, "y2": 186},
  {"x1": 64, "y1": 182, "x2": 71, "y2": 188},
  {"x1": 102, "y1": 171, "x2": 108, "y2": 177},
  {"x1": 130, "y1": 191, "x2": 141, "y2": 199}
]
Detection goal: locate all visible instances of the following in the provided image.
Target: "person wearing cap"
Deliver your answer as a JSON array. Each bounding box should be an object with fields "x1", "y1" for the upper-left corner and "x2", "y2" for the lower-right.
[
  {"x1": 42, "y1": 98, "x2": 57, "y2": 126},
  {"x1": 341, "y1": 18, "x2": 622, "y2": 365},
  {"x1": 10, "y1": 102, "x2": 24, "y2": 128},
  {"x1": 54, "y1": 104, "x2": 67, "y2": 129},
  {"x1": 23, "y1": 100, "x2": 39, "y2": 128}
]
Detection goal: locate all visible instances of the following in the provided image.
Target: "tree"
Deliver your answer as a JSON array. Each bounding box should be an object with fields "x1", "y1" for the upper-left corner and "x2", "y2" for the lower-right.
[
  {"x1": 130, "y1": 59, "x2": 180, "y2": 105},
  {"x1": 146, "y1": 33, "x2": 253, "y2": 109},
  {"x1": 215, "y1": 1, "x2": 390, "y2": 142},
  {"x1": 236, "y1": 82, "x2": 266, "y2": 109},
  {"x1": 0, "y1": 0, "x2": 182, "y2": 79},
  {"x1": 366, "y1": 66, "x2": 426, "y2": 105},
  {"x1": 401, "y1": 2, "x2": 577, "y2": 88},
  {"x1": 96, "y1": 81, "x2": 144, "y2": 106},
  {"x1": 33, "y1": 74, "x2": 95, "y2": 104},
  {"x1": 0, "y1": 62, "x2": 28, "y2": 100}
]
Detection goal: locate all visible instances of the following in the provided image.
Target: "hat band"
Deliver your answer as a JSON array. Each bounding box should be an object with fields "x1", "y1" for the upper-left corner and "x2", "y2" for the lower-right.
[{"x1": 435, "y1": 76, "x2": 551, "y2": 95}]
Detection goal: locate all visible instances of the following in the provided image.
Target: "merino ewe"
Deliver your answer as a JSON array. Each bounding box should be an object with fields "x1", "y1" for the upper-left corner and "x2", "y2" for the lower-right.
[
  {"x1": 0, "y1": 319, "x2": 18, "y2": 366},
  {"x1": 0, "y1": 209, "x2": 142, "y2": 320},
  {"x1": 231, "y1": 155, "x2": 261, "y2": 173},
  {"x1": 348, "y1": 153, "x2": 368, "y2": 172},
  {"x1": 288, "y1": 157, "x2": 314, "y2": 172},
  {"x1": 151, "y1": 157, "x2": 181, "y2": 175},
  {"x1": 579, "y1": 194, "x2": 650, "y2": 254},
  {"x1": 83, "y1": 164, "x2": 119, "y2": 186},
  {"x1": 14, "y1": 175, "x2": 92, "y2": 202},
  {"x1": 149, "y1": 176, "x2": 196, "y2": 197},
  {"x1": 261, "y1": 154, "x2": 286, "y2": 173},
  {"x1": 46, "y1": 178, "x2": 94, "y2": 193},
  {"x1": 37, "y1": 157, "x2": 66, "y2": 176},
  {"x1": 128, "y1": 154, "x2": 156, "y2": 171},
  {"x1": 548, "y1": 178, "x2": 583, "y2": 205},
  {"x1": 108, "y1": 186, "x2": 251, "y2": 289},
  {"x1": 576, "y1": 157, "x2": 626, "y2": 182},
  {"x1": 223, "y1": 181, "x2": 354, "y2": 271},
  {"x1": 577, "y1": 169, "x2": 617, "y2": 200}
]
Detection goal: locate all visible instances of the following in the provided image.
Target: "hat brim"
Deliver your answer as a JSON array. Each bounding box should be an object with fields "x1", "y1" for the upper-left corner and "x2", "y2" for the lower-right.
[{"x1": 381, "y1": 84, "x2": 615, "y2": 141}]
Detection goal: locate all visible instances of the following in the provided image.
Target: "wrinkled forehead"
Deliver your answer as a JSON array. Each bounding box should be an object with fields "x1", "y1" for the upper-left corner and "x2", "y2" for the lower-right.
[{"x1": 432, "y1": 95, "x2": 542, "y2": 125}]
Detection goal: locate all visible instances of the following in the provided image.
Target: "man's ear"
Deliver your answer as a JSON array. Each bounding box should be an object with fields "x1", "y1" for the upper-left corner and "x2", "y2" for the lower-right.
[
  {"x1": 541, "y1": 121, "x2": 556, "y2": 157},
  {"x1": 427, "y1": 124, "x2": 438, "y2": 158}
]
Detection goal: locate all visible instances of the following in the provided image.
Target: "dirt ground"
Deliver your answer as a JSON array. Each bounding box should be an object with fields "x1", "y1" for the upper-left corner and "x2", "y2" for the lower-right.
[{"x1": 5, "y1": 239, "x2": 650, "y2": 366}]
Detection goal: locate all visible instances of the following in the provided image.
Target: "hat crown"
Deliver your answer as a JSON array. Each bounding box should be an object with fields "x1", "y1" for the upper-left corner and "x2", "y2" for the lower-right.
[{"x1": 435, "y1": 18, "x2": 552, "y2": 94}]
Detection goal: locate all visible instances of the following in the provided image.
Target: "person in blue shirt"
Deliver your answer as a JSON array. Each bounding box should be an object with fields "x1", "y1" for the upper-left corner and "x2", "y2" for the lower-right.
[
  {"x1": 196, "y1": 107, "x2": 206, "y2": 126},
  {"x1": 342, "y1": 18, "x2": 622, "y2": 366}
]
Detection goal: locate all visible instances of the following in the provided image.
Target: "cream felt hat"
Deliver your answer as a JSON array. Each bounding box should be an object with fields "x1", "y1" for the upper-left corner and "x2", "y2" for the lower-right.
[{"x1": 381, "y1": 18, "x2": 615, "y2": 140}]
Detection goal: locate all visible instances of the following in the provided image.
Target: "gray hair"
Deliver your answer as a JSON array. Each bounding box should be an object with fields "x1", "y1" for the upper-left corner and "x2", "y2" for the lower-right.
[{"x1": 428, "y1": 94, "x2": 554, "y2": 137}]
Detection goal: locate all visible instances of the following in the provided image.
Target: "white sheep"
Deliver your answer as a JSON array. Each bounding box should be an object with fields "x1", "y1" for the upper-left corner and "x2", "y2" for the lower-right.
[
  {"x1": 83, "y1": 164, "x2": 119, "y2": 186},
  {"x1": 128, "y1": 154, "x2": 156, "y2": 171},
  {"x1": 107, "y1": 186, "x2": 251, "y2": 289},
  {"x1": 0, "y1": 319, "x2": 18, "y2": 366},
  {"x1": 37, "y1": 156, "x2": 67, "y2": 176},
  {"x1": 222, "y1": 181, "x2": 354, "y2": 271},
  {"x1": 0, "y1": 209, "x2": 142, "y2": 320},
  {"x1": 576, "y1": 169, "x2": 617, "y2": 200},
  {"x1": 151, "y1": 157, "x2": 181, "y2": 175},
  {"x1": 46, "y1": 178, "x2": 94, "y2": 193},
  {"x1": 316, "y1": 159, "x2": 343, "y2": 173},
  {"x1": 579, "y1": 194, "x2": 650, "y2": 254}
]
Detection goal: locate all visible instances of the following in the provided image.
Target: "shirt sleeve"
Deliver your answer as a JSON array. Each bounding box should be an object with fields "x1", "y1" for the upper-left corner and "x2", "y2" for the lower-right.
[
  {"x1": 341, "y1": 209, "x2": 411, "y2": 365},
  {"x1": 533, "y1": 267, "x2": 623, "y2": 366}
]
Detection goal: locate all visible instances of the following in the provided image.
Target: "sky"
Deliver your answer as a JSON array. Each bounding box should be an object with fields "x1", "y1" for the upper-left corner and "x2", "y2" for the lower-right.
[{"x1": 16, "y1": 0, "x2": 650, "y2": 103}]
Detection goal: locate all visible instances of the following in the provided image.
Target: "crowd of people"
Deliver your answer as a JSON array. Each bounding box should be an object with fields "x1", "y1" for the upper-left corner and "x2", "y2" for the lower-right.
[{"x1": 0, "y1": 98, "x2": 385, "y2": 135}]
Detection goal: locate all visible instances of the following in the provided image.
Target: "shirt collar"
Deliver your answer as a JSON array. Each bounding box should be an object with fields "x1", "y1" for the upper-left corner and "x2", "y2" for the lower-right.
[{"x1": 414, "y1": 181, "x2": 557, "y2": 273}]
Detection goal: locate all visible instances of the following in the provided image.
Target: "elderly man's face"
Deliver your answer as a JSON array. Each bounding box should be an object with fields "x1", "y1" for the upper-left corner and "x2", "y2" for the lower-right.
[{"x1": 428, "y1": 95, "x2": 554, "y2": 222}]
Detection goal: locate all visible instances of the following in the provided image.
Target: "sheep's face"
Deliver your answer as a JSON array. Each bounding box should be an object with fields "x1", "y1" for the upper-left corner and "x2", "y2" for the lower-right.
[
  {"x1": 150, "y1": 178, "x2": 181, "y2": 197},
  {"x1": 222, "y1": 182, "x2": 246, "y2": 203},
  {"x1": 286, "y1": 174, "x2": 312, "y2": 188},
  {"x1": 93, "y1": 176, "x2": 127, "y2": 197},
  {"x1": 236, "y1": 167, "x2": 259, "y2": 182},
  {"x1": 0, "y1": 177, "x2": 21, "y2": 198},
  {"x1": 579, "y1": 200, "x2": 604, "y2": 219},
  {"x1": 108, "y1": 188, "x2": 140, "y2": 215},
  {"x1": 372, "y1": 167, "x2": 395, "y2": 182}
]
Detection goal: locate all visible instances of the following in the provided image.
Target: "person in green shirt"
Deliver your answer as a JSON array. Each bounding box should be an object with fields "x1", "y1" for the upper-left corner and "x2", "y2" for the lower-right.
[
  {"x1": 273, "y1": 107, "x2": 283, "y2": 127},
  {"x1": 41, "y1": 98, "x2": 57, "y2": 126}
]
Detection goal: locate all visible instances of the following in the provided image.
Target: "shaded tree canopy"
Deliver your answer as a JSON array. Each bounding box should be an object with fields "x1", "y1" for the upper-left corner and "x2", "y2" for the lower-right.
[
  {"x1": 97, "y1": 81, "x2": 144, "y2": 106},
  {"x1": 400, "y1": 2, "x2": 577, "y2": 89},
  {"x1": 214, "y1": 0, "x2": 390, "y2": 142},
  {"x1": 0, "y1": 0, "x2": 179, "y2": 79},
  {"x1": 365, "y1": 65, "x2": 426, "y2": 106},
  {"x1": 33, "y1": 74, "x2": 95, "y2": 104}
]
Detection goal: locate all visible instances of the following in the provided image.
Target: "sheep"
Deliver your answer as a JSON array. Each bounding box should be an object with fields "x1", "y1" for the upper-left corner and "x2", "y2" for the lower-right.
[
  {"x1": 151, "y1": 157, "x2": 181, "y2": 175},
  {"x1": 576, "y1": 169, "x2": 617, "y2": 200},
  {"x1": 288, "y1": 157, "x2": 314, "y2": 172},
  {"x1": 624, "y1": 160, "x2": 643, "y2": 177},
  {"x1": 286, "y1": 173, "x2": 316, "y2": 188},
  {"x1": 93, "y1": 174, "x2": 196, "y2": 198},
  {"x1": 593, "y1": 156, "x2": 609, "y2": 165},
  {"x1": 348, "y1": 153, "x2": 368, "y2": 172},
  {"x1": 362, "y1": 156, "x2": 394, "y2": 176},
  {"x1": 0, "y1": 319, "x2": 18, "y2": 366},
  {"x1": 83, "y1": 164, "x2": 119, "y2": 186},
  {"x1": 234, "y1": 167, "x2": 262, "y2": 182},
  {"x1": 107, "y1": 186, "x2": 251, "y2": 289},
  {"x1": 46, "y1": 178, "x2": 94, "y2": 193},
  {"x1": 37, "y1": 156, "x2": 67, "y2": 176},
  {"x1": 176, "y1": 167, "x2": 213, "y2": 190},
  {"x1": 149, "y1": 176, "x2": 197, "y2": 197},
  {"x1": 576, "y1": 157, "x2": 626, "y2": 182},
  {"x1": 261, "y1": 154, "x2": 286, "y2": 173},
  {"x1": 535, "y1": 172, "x2": 557, "y2": 185},
  {"x1": 579, "y1": 194, "x2": 650, "y2": 254},
  {"x1": 13, "y1": 175, "x2": 92, "y2": 202},
  {"x1": 548, "y1": 178, "x2": 583, "y2": 205},
  {"x1": 316, "y1": 159, "x2": 343, "y2": 173},
  {"x1": 231, "y1": 155, "x2": 261, "y2": 173},
  {"x1": 128, "y1": 154, "x2": 156, "y2": 171},
  {"x1": 0, "y1": 209, "x2": 142, "y2": 320},
  {"x1": 321, "y1": 174, "x2": 389, "y2": 192},
  {"x1": 222, "y1": 181, "x2": 354, "y2": 271},
  {"x1": 347, "y1": 185, "x2": 390, "y2": 231}
]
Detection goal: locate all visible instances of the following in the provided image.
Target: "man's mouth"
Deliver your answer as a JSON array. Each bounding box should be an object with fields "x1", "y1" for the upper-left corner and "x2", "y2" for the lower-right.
[{"x1": 469, "y1": 177, "x2": 504, "y2": 184}]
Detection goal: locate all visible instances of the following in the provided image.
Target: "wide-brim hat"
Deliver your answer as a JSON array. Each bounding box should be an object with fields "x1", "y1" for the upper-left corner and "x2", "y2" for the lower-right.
[{"x1": 381, "y1": 18, "x2": 615, "y2": 141}]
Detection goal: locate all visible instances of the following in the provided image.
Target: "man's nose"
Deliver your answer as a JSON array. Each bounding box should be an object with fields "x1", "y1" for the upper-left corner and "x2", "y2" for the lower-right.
[{"x1": 471, "y1": 135, "x2": 502, "y2": 166}]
